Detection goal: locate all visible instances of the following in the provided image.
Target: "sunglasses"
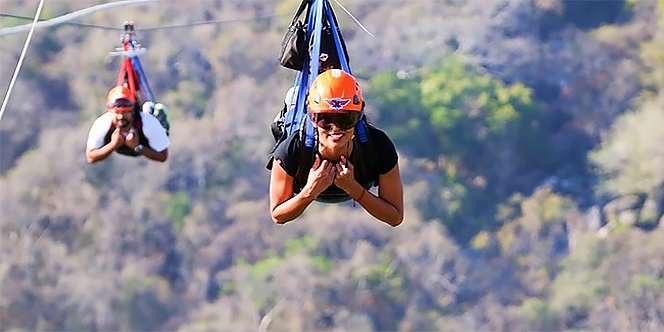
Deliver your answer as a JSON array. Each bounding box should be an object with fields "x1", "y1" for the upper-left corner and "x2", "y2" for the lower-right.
[
  {"x1": 107, "y1": 98, "x2": 134, "y2": 109},
  {"x1": 312, "y1": 112, "x2": 361, "y2": 130}
]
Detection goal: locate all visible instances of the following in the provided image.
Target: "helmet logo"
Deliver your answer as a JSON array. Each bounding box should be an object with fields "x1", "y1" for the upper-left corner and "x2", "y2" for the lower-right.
[{"x1": 324, "y1": 98, "x2": 351, "y2": 110}]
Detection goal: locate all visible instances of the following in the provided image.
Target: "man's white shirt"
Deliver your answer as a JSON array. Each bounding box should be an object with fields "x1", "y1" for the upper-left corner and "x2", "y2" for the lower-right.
[{"x1": 86, "y1": 112, "x2": 170, "y2": 152}]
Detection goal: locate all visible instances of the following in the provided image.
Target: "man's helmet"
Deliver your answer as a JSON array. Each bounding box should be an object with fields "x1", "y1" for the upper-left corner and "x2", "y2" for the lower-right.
[
  {"x1": 307, "y1": 69, "x2": 363, "y2": 113},
  {"x1": 106, "y1": 86, "x2": 135, "y2": 113}
]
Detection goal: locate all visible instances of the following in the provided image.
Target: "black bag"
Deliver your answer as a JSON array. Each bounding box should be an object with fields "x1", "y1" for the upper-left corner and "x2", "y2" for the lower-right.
[
  {"x1": 278, "y1": 0, "x2": 310, "y2": 70},
  {"x1": 319, "y1": 24, "x2": 350, "y2": 70},
  {"x1": 278, "y1": 0, "x2": 351, "y2": 71}
]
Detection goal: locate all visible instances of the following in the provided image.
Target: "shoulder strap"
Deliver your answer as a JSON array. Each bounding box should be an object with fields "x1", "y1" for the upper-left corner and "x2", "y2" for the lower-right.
[
  {"x1": 104, "y1": 122, "x2": 115, "y2": 144},
  {"x1": 134, "y1": 109, "x2": 143, "y2": 131},
  {"x1": 353, "y1": 118, "x2": 378, "y2": 187},
  {"x1": 297, "y1": 110, "x2": 318, "y2": 188},
  {"x1": 295, "y1": 121, "x2": 316, "y2": 189}
]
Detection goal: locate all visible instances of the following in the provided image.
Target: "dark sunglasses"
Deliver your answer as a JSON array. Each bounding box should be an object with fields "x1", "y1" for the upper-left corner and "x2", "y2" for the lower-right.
[
  {"x1": 312, "y1": 112, "x2": 361, "y2": 130},
  {"x1": 107, "y1": 98, "x2": 134, "y2": 109}
]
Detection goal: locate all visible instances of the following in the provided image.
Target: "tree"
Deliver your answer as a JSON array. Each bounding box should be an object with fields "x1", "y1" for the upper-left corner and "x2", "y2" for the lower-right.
[
  {"x1": 590, "y1": 95, "x2": 664, "y2": 197},
  {"x1": 367, "y1": 54, "x2": 552, "y2": 243}
]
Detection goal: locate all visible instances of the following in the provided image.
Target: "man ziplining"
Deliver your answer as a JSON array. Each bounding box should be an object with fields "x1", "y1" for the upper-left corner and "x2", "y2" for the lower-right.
[{"x1": 85, "y1": 21, "x2": 171, "y2": 163}]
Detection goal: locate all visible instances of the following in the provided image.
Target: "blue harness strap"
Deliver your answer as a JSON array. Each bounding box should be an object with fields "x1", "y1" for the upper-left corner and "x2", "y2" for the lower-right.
[
  {"x1": 302, "y1": 0, "x2": 369, "y2": 149},
  {"x1": 281, "y1": 0, "x2": 319, "y2": 143},
  {"x1": 131, "y1": 52, "x2": 156, "y2": 103},
  {"x1": 275, "y1": 0, "x2": 377, "y2": 203}
]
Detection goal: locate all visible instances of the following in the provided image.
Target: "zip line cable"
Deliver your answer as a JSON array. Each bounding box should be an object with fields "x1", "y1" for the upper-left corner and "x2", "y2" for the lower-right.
[
  {"x1": 0, "y1": 0, "x2": 47, "y2": 123},
  {"x1": 0, "y1": 12, "x2": 288, "y2": 32},
  {"x1": 0, "y1": 0, "x2": 373, "y2": 125},
  {"x1": 332, "y1": 0, "x2": 374, "y2": 37},
  {"x1": 0, "y1": 0, "x2": 161, "y2": 36},
  {"x1": 0, "y1": 0, "x2": 376, "y2": 36}
]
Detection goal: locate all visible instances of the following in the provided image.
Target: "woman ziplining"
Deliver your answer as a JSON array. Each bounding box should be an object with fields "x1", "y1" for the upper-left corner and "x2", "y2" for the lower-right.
[{"x1": 266, "y1": 0, "x2": 404, "y2": 227}]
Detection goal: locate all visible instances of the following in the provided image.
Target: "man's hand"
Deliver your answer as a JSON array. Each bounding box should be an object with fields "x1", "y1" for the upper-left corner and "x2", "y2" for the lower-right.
[
  {"x1": 124, "y1": 132, "x2": 139, "y2": 149},
  {"x1": 87, "y1": 128, "x2": 124, "y2": 163},
  {"x1": 303, "y1": 154, "x2": 335, "y2": 198},
  {"x1": 334, "y1": 155, "x2": 359, "y2": 193},
  {"x1": 110, "y1": 128, "x2": 125, "y2": 148}
]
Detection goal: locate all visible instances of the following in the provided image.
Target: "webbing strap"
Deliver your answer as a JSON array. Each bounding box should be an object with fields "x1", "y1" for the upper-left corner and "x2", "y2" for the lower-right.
[
  {"x1": 304, "y1": 0, "x2": 368, "y2": 148},
  {"x1": 117, "y1": 57, "x2": 138, "y2": 99},
  {"x1": 282, "y1": 0, "x2": 322, "y2": 141},
  {"x1": 115, "y1": 34, "x2": 156, "y2": 103},
  {"x1": 132, "y1": 58, "x2": 155, "y2": 102},
  {"x1": 282, "y1": 0, "x2": 367, "y2": 147}
]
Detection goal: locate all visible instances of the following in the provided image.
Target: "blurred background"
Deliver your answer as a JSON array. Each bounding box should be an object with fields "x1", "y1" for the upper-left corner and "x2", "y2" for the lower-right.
[{"x1": 1, "y1": 0, "x2": 663, "y2": 330}]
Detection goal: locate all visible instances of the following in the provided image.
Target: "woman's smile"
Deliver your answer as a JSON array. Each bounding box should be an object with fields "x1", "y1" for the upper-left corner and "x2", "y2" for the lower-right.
[{"x1": 327, "y1": 131, "x2": 345, "y2": 142}]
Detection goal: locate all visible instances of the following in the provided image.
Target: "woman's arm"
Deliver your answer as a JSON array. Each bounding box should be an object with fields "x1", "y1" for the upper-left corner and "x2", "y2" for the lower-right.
[
  {"x1": 269, "y1": 160, "x2": 316, "y2": 224},
  {"x1": 269, "y1": 156, "x2": 336, "y2": 224},
  {"x1": 349, "y1": 163, "x2": 404, "y2": 227}
]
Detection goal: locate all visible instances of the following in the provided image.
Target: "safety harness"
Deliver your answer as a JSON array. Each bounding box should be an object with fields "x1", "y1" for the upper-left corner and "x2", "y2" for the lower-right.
[
  {"x1": 269, "y1": 0, "x2": 378, "y2": 204},
  {"x1": 104, "y1": 21, "x2": 163, "y2": 156}
]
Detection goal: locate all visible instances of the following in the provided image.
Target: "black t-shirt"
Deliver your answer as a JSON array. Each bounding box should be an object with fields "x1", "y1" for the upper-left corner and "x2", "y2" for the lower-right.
[{"x1": 270, "y1": 125, "x2": 398, "y2": 187}]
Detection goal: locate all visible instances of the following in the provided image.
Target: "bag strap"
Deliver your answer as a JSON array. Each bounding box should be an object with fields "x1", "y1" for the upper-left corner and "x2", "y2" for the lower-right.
[
  {"x1": 290, "y1": 0, "x2": 311, "y2": 26},
  {"x1": 323, "y1": 0, "x2": 350, "y2": 66}
]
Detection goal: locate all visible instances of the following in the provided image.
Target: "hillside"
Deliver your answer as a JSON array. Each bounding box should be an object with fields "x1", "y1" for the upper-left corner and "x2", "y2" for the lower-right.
[{"x1": 1, "y1": 0, "x2": 664, "y2": 330}]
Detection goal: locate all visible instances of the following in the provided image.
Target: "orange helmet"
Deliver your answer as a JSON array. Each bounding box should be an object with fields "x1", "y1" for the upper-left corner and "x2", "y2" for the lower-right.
[
  {"x1": 106, "y1": 85, "x2": 135, "y2": 113},
  {"x1": 307, "y1": 69, "x2": 364, "y2": 113}
]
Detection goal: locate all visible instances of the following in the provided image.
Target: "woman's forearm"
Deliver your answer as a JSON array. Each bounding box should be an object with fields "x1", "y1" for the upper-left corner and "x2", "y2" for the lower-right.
[
  {"x1": 351, "y1": 185, "x2": 403, "y2": 227},
  {"x1": 271, "y1": 189, "x2": 316, "y2": 224}
]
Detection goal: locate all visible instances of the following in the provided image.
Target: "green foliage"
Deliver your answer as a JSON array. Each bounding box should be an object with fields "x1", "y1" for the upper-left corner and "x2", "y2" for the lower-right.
[
  {"x1": 367, "y1": 70, "x2": 425, "y2": 153},
  {"x1": 517, "y1": 297, "x2": 556, "y2": 330},
  {"x1": 369, "y1": 53, "x2": 555, "y2": 243},
  {"x1": 124, "y1": 276, "x2": 172, "y2": 331},
  {"x1": 590, "y1": 96, "x2": 664, "y2": 197},
  {"x1": 470, "y1": 230, "x2": 492, "y2": 250},
  {"x1": 637, "y1": 0, "x2": 664, "y2": 91},
  {"x1": 283, "y1": 236, "x2": 333, "y2": 272},
  {"x1": 166, "y1": 191, "x2": 192, "y2": 233},
  {"x1": 368, "y1": 53, "x2": 546, "y2": 163},
  {"x1": 239, "y1": 235, "x2": 332, "y2": 281},
  {"x1": 284, "y1": 235, "x2": 318, "y2": 256},
  {"x1": 629, "y1": 274, "x2": 664, "y2": 292},
  {"x1": 250, "y1": 256, "x2": 283, "y2": 279},
  {"x1": 3, "y1": 0, "x2": 664, "y2": 330},
  {"x1": 549, "y1": 235, "x2": 609, "y2": 316},
  {"x1": 165, "y1": 80, "x2": 208, "y2": 118}
]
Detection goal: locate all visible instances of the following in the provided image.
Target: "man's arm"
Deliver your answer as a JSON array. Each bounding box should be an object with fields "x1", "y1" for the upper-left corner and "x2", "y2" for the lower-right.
[
  {"x1": 138, "y1": 146, "x2": 168, "y2": 162},
  {"x1": 86, "y1": 116, "x2": 117, "y2": 164},
  {"x1": 139, "y1": 114, "x2": 170, "y2": 162},
  {"x1": 86, "y1": 143, "x2": 116, "y2": 163}
]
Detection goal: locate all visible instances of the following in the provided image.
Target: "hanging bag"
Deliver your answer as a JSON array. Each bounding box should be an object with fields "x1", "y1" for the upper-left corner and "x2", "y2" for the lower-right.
[{"x1": 278, "y1": 0, "x2": 311, "y2": 70}]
